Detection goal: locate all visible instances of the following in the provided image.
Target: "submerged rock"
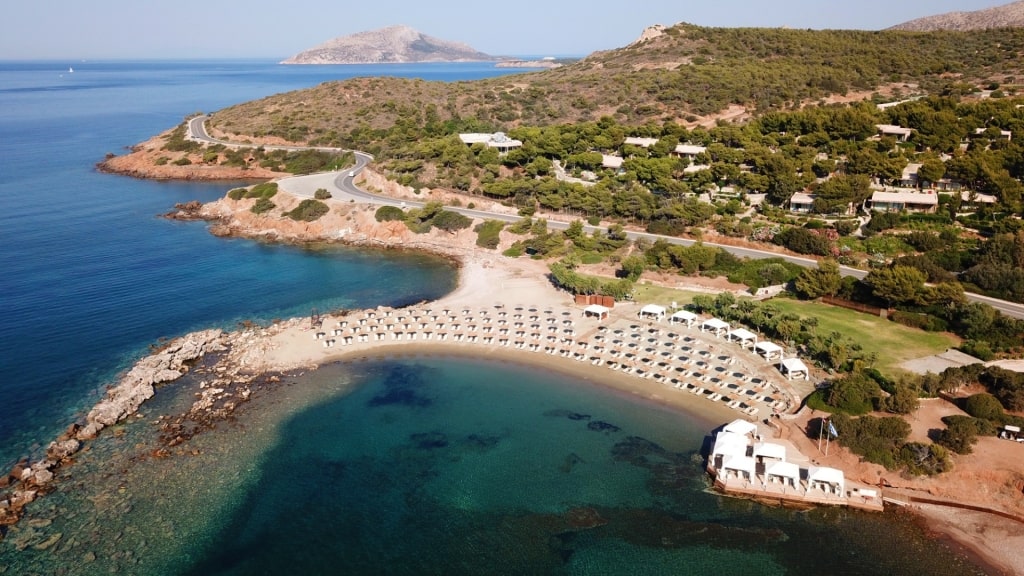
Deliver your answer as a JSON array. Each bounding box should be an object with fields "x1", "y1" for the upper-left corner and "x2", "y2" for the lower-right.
[
  {"x1": 543, "y1": 409, "x2": 591, "y2": 421},
  {"x1": 409, "y1": 432, "x2": 448, "y2": 450},
  {"x1": 586, "y1": 421, "x2": 621, "y2": 434}
]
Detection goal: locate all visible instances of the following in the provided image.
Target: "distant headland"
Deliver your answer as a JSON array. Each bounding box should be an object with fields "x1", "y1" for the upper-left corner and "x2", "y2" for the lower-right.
[{"x1": 280, "y1": 25, "x2": 499, "y2": 64}]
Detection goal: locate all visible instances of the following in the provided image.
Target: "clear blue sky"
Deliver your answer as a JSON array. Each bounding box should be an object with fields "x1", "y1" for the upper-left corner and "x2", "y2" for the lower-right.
[{"x1": 0, "y1": 0, "x2": 1011, "y2": 59}]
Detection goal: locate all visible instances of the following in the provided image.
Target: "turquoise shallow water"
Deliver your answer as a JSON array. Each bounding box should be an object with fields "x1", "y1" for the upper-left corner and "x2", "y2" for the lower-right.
[{"x1": 171, "y1": 357, "x2": 985, "y2": 576}]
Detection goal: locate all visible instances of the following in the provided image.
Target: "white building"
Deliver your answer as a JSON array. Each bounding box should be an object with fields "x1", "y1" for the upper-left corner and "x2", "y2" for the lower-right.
[{"x1": 459, "y1": 132, "x2": 523, "y2": 154}]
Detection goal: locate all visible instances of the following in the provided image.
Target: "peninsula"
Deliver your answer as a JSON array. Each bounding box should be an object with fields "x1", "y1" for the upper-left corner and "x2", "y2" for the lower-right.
[{"x1": 26, "y1": 13, "x2": 1024, "y2": 574}]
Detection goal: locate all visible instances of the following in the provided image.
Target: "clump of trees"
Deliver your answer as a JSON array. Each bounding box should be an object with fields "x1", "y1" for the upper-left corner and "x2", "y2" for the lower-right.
[{"x1": 823, "y1": 414, "x2": 949, "y2": 474}]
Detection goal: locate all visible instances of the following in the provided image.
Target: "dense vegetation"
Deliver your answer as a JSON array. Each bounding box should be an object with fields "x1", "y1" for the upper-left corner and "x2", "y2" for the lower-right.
[{"x1": 210, "y1": 24, "x2": 1024, "y2": 142}]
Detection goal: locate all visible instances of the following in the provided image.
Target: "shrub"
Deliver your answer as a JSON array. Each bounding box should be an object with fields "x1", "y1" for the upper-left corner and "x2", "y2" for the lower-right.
[
  {"x1": 960, "y1": 340, "x2": 994, "y2": 361},
  {"x1": 433, "y1": 210, "x2": 473, "y2": 233},
  {"x1": 833, "y1": 219, "x2": 860, "y2": 236},
  {"x1": 172, "y1": 157, "x2": 192, "y2": 166},
  {"x1": 963, "y1": 393, "x2": 1005, "y2": 421},
  {"x1": 774, "y1": 227, "x2": 832, "y2": 256},
  {"x1": 475, "y1": 220, "x2": 504, "y2": 249},
  {"x1": 503, "y1": 244, "x2": 524, "y2": 258},
  {"x1": 889, "y1": 310, "x2": 948, "y2": 332},
  {"x1": 375, "y1": 205, "x2": 406, "y2": 222},
  {"x1": 228, "y1": 188, "x2": 247, "y2": 200},
  {"x1": 580, "y1": 253, "x2": 604, "y2": 265},
  {"x1": 246, "y1": 182, "x2": 278, "y2": 199},
  {"x1": 936, "y1": 415, "x2": 982, "y2": 454},
  {"x1": 154, "y1": 156, "x2": 170, "y2": 166},
  {"x1": 285, "y1": 199, "x2": 329, "y2": 222},
  {"x1": 820, "y1": 373, "x2": 882, "y2": 415},
  {"x1": 314, "y1": 188, "x2": 331, "y2": 200},
  {"x1": 251, "y1": 198, "x2": 276, "y2": 214},
  {"x1": 898, "y1": 442, "x2": 951, "y2": 476},
  {"x1": 830, "y1": 413, "x2": 912, "y2": 469}
]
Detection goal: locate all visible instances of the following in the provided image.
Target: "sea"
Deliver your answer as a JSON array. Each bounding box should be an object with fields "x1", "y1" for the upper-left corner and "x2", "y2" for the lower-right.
[{"x1": 0, "y1": 60, "x2": 991, "y2": 575}]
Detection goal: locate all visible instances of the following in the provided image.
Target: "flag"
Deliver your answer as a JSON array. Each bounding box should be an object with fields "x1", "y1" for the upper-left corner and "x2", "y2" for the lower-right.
[{"x1": 828, "y1": 420, "x2": 839, "y2": 438}]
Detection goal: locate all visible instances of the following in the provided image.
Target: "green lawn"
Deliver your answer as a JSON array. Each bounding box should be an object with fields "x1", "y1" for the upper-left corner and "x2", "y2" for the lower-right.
[
  {"x1": 631, "y1": 283, "x2": 707, "y2": 306},
  {"x1": 766, "y1": 298, "x2": 960, "y2": 376}
]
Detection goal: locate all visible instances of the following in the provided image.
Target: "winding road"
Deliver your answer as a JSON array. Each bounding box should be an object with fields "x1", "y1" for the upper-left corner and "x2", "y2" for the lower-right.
[{"x1": 187, "y1": 116, "x2": 1024, "y2": 319}]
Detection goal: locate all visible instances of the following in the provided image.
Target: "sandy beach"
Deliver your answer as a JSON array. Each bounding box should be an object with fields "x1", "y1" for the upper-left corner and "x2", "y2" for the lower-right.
[{"x1": 3, "y1": 185, "x2": 1021, "y2": 573}]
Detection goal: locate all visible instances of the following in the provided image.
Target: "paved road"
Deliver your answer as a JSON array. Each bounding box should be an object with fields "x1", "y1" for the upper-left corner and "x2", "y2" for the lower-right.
[{"x1": 188, "y1": 116, "x2": 1024, "y2": 319}]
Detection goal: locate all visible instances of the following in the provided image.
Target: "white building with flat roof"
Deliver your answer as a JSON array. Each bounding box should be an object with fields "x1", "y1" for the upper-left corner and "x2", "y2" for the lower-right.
[
  {"x1": 624, "y1": 136, "x2": 660, "y2": 148},
  {"x1": 459, "y1": 132, "x2": 523, "y2": 154},
  {"x1": 870, "y1": 191, "x2": 938, "y2": 213},
  {"x1": 875, "y1": 124, "x2": 913, "y2": 142},
  {"x1": 673, "y1": 144, "x2": 707, "y2": 158}
]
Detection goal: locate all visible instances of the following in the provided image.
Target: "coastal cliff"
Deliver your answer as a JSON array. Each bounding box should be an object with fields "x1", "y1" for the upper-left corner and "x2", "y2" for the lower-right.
[{"x1": 281, "y1": 25, "x2": 497, "y2": 64}]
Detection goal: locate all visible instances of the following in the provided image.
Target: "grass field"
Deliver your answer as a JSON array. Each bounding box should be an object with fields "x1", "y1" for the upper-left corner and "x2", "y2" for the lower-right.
[
  {"x1": 603, "y1": 279, "x2": 956, "y2": 377},
  {"x1": 631, "y1": 283, "x2": 707, "y2": 306},
  {"x1": 765, "y1": 298, "x2": 960, "y2": 376}
]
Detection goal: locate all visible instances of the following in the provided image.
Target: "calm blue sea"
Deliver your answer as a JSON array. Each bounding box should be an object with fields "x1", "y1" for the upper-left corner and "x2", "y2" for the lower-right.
[
  {"x1": 0, "y1": 60, "x2": 527, "y2": 465},
  {"x1": 0, "y1": 60, "x2": 990, "y2": 575}
]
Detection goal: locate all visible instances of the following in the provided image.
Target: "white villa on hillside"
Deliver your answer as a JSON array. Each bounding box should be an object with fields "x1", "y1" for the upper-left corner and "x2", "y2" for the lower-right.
[
  {"x1": 870, "y1": 191, "x2": 938, "y2": 213},
  {"x1": 875, "y1": 124, "x2": 913, "y2": 142},
  {"x1": 673, "y1": 144, "x2": 707, "y2": 159},
  {"x1": 789, "y1": 192, "x2": 816, "y2": 213},
  {"x1": 459, "y1": 132, "x2": 523, "y2": 154},
  {"x1": 623, "y1": 136, "x2": 660, "y2": 148},
  {"x1": 974, "y1": 128, "x2": 1012, "y2": 141}
]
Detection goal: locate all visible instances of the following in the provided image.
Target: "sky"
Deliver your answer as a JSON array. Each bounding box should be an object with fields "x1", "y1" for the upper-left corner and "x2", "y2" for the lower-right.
[{"x1": 0, "y1": 0, "x2": 1013, "y2": 60}]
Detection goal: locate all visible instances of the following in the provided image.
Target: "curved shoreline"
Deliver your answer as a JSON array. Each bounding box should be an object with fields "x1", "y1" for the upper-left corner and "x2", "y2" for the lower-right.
[{"x1": 2, "y1": 175, "x2": 1020, "y2": 572}]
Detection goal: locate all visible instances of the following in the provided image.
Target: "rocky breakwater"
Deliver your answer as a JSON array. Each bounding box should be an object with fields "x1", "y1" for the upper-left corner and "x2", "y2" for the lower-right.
[{"x1": 0, "y1": 329, "x2": 227, "y2": 535}]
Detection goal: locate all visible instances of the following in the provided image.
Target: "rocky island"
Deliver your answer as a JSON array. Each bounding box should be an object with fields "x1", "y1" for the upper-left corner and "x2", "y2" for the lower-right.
[{"x1": 280, "y1": 24, "x2": 499, "y2": 64}]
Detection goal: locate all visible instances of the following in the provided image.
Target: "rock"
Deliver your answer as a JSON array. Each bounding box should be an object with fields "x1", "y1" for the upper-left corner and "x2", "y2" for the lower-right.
[
  {"x1": 46, "y1": 439, "x2": 81, "y2": 461},
  {"x1": 83, "y1": 551, "x2": 96, "y2": 562},
  {"x1": 31, "y1": 469, "x2": 54, "y2": 485},
  {"x1": 75, "y1": 422, "x2": 103, "y2": 441},
  {"x1": 27, "y1": 518, "x2": 52, "y2": 529}
]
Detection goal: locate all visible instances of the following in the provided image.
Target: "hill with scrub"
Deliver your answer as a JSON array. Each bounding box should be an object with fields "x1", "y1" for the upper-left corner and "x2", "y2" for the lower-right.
[
  {"x1": 888, "y1": 1, "x2": 1024, "y2": 32},
  {"x1": 211, "y1": 22, "x2": 1024, "y2": 147}
]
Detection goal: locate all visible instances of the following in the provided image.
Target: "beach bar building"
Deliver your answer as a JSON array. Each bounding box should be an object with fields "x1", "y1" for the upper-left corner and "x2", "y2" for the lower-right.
[
  {"x1": 753, "y1": 442, "x2": 787, "y2": 463},
  {"x1": 765, "y1": 461, "x2": 800, "y2": 488},
  {"x1": 710, "y1": 431, "x2": 751, "y2": 469},
  {"x1": 701, "y1": 318, "x2": 730, "y2": 337},
  {"x1": 808, "y1": 466, "x2": 845, "y2": 495},
  {"x1": 639, "y1": 304, "x2": 667, "y2": 322},
  {"x1": 780, "y1": 357, "x2": 809, "y2": 380},
  {"x1": 669, "y1": 310, "x2": 698, "y2": 327},
  {"x1": 726, "y1": 328, "x2": 758, "y2": 349},
  {"x1": 723, "y1": 418, "x2": 758, "y2": 437},
  {"x1": 583, "y1": 304, "x2": 610, "y2": 322},
  {"x1": 755, "y1": 341, "x2": 784, "y2": 362},
  {"x1": 721, "y1": 456, "x2": 757, "y2": 481}
]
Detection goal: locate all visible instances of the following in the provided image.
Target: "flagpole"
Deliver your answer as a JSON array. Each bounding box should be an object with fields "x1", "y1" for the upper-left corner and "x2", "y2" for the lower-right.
[{"x1": 817, "y1": 417, "x2": 824, "y2": 454}]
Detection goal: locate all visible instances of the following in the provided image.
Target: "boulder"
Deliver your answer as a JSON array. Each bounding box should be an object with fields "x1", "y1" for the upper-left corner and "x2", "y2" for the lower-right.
[
  {"x1": 30, "y1": 469, "x2": 53, "y2": 486},
  {"x1": 75, "y1": 422, "x2": 103, "y2": 441},
  {"x1": 46, "y1": 439, "x2": 81, "y2": 461}
]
